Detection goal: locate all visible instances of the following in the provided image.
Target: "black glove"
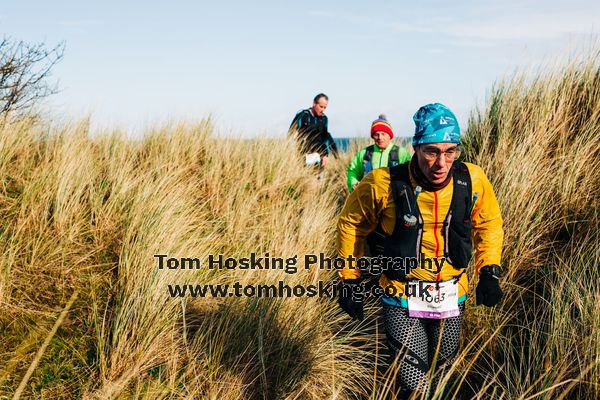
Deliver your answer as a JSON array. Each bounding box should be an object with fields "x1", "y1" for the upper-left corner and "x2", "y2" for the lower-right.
[
  {"x1": 476, "y1": 265, "x2": 503, "y2": 307},
  {"x1": 338, "y1": 279, "x2": 364, "y2": 320}
]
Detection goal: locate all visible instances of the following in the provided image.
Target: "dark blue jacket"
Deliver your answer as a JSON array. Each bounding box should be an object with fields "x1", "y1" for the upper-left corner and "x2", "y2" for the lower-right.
[{"x1": 289, "y1": 108, "x2": 338, "y2": 157}]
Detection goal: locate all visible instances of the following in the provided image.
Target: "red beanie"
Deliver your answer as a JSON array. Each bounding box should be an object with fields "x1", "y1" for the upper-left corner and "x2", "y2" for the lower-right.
[{"x1": 371, "y1": 114, "x2": 394, "y2": 139}]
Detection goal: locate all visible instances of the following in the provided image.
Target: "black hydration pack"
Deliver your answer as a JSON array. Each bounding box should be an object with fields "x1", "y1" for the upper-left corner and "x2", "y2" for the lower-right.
[
  {"x1": 362, "y1": 144, "x2": 400, "y2": 175},
  {"x1": 380, "y1": 161, "x2": 474, "y2": 281}
]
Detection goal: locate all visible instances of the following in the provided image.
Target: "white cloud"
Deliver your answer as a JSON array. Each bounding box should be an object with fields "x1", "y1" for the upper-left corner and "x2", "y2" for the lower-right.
[
  {"x1": 312, "y1": 2, "x2": 599, "y2": 44},
  {"x1": 438, "y1": 13, "x2": 598, "y2": 41}
]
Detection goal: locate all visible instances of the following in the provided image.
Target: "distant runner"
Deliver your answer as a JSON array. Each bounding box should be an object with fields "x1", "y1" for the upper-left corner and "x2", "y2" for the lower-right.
[
  {"x1": 289, "y1": 93, "x2": 338, "y2": 169},
  {"x1": 336, "y1": 103, "x2": 504, "y2": 399},
  {"x1": 347, "y1": 115, "x2": 412, "y2": 257},
  {"x1": 347, "y1": 114, "x2": 411, "y2": 192}
]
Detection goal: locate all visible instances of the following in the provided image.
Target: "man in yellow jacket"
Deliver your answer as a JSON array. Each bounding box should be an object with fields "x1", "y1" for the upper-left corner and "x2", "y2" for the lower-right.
[{"x1": 336, "y1": 103, "x2": 504, "y2": 399}]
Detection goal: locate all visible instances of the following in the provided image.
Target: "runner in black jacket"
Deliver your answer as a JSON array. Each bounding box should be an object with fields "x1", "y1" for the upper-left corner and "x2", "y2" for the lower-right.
[{"x1": 289, "y1": 93, "x2": 338, "y2": 165}]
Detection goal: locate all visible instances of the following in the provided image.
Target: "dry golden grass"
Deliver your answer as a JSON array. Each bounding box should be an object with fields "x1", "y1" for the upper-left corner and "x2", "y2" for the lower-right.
[
  {"x1": 0, "y1": 50, "x2": 598, "y2": 399},
  {"x1": 0, "y1": 117, "x2": 373, "y2": 399}
]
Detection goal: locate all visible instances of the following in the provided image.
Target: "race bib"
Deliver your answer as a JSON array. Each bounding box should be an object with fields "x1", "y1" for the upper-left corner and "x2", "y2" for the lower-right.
[
  {"x1": 407, "y1": 279, "x2": 459, "y2": 319},
  {"x1": 305, "y1": 152, "x2": 321, "y2": 166}
]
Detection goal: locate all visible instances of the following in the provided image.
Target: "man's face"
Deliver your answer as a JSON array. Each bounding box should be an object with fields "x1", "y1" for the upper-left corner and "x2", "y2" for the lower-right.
[
  {"x1": 415, "y1": 143, "x2": 461, "y2": 184},
  {"x1": 312, "y1": 98, "x2": 328, "y2": 116},
  {"x1": 372, "y1": 131, "x2": 391, "y2": 150}
]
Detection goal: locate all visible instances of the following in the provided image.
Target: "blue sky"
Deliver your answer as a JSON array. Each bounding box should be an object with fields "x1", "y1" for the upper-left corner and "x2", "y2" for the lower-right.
[{"x1": 3, "y1": 1, "x2": 598, "y2": 137}]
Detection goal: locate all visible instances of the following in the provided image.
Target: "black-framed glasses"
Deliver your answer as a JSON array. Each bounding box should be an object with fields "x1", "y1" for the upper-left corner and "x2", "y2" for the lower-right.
[{"x1": 420, "y1": 146, "x2": 462, "y2": 161}]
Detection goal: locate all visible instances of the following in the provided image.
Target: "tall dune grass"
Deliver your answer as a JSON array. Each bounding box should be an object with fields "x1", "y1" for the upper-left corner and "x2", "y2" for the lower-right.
[
  {"x1": 455, "y1": 50, "x2": 600, "y2": 400},
  {"x1": 0, "y1": 117, "x2": 372, "y2": 399},
  {"x1": 0, "y1": 50, "x2": 598, "y2": 399}
]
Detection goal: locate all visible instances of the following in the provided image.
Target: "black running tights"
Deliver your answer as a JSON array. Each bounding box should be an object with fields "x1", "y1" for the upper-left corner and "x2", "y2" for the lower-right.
[{"x1": 382, "y1": 302, "x2": 465, "y2": 398}]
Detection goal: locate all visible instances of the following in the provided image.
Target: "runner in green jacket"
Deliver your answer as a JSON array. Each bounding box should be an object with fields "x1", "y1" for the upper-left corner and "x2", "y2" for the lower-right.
[{"x1": 347, "y1": 115, "x2": 411, "y2": 192}]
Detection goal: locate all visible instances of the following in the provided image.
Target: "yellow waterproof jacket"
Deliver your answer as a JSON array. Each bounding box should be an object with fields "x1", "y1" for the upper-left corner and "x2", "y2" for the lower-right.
[{"x1": 336, "y1": 160, "x2": 503, "y2": 301}]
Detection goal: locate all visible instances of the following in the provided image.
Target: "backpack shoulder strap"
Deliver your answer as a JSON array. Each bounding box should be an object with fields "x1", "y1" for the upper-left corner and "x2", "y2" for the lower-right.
[
  {"x1": 363, "y1": 145, "x2": 375, "y2": 163},
  {"x1": 388, "y1": 161, "x2": 421, "y2": 232},
  {"x1": 389, "y1": 160, "x2": 410, "y2": 183},
  {"x1": 388, "y1": 145, "x2": 400, "y2": 166},
  {"x1": 450, "y1": 161, "x2": 473, "y2": 222}
]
